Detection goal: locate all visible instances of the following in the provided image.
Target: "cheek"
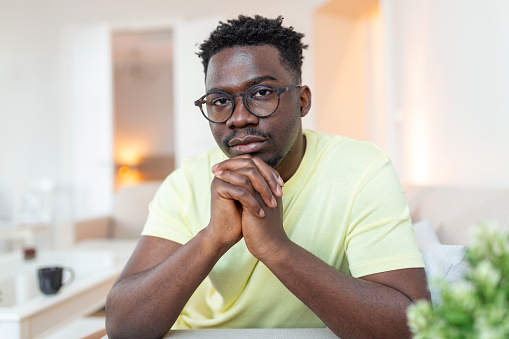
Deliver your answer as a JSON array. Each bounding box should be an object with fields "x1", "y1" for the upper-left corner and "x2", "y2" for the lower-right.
[
  {"x1": 279, "y1": 93, "x2": 301, "y2": 117},
  {"x1": 210, "y1": 124, "x2": 232, "y2": 153},
  {"x1": 278, "y1": 101, "x2": 301, "y2": 128}
]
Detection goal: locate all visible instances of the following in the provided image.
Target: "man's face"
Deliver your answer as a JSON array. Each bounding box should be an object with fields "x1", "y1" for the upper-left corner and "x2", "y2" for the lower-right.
[{"x1": 205, "y1": 45, "x2": 309, "y2": 179}]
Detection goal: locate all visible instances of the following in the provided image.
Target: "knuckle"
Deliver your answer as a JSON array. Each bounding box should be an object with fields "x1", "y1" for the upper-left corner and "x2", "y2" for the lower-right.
[
  {"x1": 240, "y1": 157, "x2": 255, "y2": 166},
  {"x1": 235, "y1": 187, "x2": 249, "y2": 198},
  {"x1": 238, "y1": 176, "x2": 250, "y2": 186},
  {"x1": 245, "y1": 167, "x2": 257, "y2": 176},
  {"x1": 211, "y1": 177, "x2": 226, "y2": 190}
]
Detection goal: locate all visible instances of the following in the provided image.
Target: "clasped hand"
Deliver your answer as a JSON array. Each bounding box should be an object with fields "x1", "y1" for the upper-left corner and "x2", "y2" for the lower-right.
[{"x1": 206, "y1": 155, "x2": 288, "y2": 260}]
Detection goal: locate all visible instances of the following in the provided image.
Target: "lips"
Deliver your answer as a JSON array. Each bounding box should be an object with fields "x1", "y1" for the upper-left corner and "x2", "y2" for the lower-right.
[
  {"x1": 228, "y1": 135, "x2": 267, "y2": 154},
  {"x1": 228, "y1": 135, "x2": 266, "y2": 147}
]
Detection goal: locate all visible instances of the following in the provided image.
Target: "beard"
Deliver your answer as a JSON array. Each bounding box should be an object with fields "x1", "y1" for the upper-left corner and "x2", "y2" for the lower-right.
[
  {"x1": 265, "y1": 151, "x2": 284, "y2": 168},
  {"x1": 222, "y1": 127, "x2": 287, "y2": 169},
  {"x1": 220, "y1": 113, "x2": 300, "y2": 169}
]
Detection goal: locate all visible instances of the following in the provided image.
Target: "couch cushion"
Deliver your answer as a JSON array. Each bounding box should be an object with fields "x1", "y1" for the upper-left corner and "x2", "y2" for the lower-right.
[
  {"x1": 112, "y1": 181, "x2": 162, "y2": 238},
  {"x1": 420, "y1": 244, "x2": 469, "y2": 305},
  {"x1": 405, "y1": 185, "x2": 509, "y2": 245},
  {"x1": 413, "y1": 219, "x2": 470, "y2": 306}
]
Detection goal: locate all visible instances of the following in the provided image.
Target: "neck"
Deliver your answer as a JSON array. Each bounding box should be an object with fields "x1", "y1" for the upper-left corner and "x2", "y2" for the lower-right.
[{"x1": 276, "y1": 133, "x2": 307, "y2": 182}]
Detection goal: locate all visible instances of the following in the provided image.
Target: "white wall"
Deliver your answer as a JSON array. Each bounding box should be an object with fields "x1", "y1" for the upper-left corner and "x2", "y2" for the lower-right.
[
  {"x1": 383, "y1": 0, "x2": 509, "y2": 187},
  {"x1": 173, "y1": 16, "x2": 222, "y2": 167},
  {"x1": 0, "y1": 0, "x2": 63, "y2": 218},
  {"x1": 0, "y1": 0, "x2": 324, "y2": 221},
  {"x1": 65, "y1": 25, "x2": 114, "y2": 221}
]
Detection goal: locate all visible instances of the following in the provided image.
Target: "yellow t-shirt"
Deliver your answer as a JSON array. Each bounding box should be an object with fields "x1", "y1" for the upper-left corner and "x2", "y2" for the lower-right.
[{"x1": 142, "y1": 129, "x2": 424, "y2": 329}]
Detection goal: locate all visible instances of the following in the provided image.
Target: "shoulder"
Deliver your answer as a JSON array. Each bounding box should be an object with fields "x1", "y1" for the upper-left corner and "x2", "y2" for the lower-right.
[{"x1": 304, "y1": 129, "x2": 388, "y2": 169}]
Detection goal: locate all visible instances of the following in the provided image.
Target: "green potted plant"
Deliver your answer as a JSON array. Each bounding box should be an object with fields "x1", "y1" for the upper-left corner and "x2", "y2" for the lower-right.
[{"x1": 407, "y1": 222, "x2": 509, "y2": 338}]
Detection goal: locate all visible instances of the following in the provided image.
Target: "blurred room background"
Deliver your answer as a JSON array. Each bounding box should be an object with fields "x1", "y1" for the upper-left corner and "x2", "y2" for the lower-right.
[{"x1": 1, "y1": 0, "x2": 508, "y2": 250}]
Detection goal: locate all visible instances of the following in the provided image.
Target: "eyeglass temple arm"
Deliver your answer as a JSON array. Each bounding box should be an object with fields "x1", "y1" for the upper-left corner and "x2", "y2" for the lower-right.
[{"x1": 279, "y1": 84, "x2": 300, "y2": 94}]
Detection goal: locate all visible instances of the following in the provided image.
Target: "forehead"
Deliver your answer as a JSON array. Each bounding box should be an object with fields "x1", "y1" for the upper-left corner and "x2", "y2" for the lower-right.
[{"x1": 205, "y1": 45, "x2": 293, "y2": 91}]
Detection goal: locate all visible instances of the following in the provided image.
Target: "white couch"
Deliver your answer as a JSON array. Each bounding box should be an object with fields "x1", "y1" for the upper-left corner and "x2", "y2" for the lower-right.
[
  {"x1": 404, "y1": 184, "x2": 509, "y2": 304},
  {"x1": 74, "y1": 181, "x2": 162, "y2": 253},
  {"x1": 404, "y1": 184, "x2": 509, "y2": 246}
]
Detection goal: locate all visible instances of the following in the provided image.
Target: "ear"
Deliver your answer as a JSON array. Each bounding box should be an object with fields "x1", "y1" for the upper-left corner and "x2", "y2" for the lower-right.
[{"x1": 299, "y1": 85, "x2": 312, "y2": 117}]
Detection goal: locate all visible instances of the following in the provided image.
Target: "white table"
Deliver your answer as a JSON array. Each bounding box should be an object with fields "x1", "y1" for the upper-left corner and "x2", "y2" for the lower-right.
[
  {"x1": 102, "y1": 328, "x2": 339, "y2": 338},
  {"x1": 0, "y1": 249, "x2": 129, "y2": 339},
  {"x1": 170, "y1": 328, "x2": 340, "y2": 338}
]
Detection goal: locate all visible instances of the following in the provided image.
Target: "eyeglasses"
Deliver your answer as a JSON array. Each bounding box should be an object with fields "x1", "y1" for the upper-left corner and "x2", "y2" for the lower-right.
[{"x1": 194, "y1": 84, "x2": 300, "y2": 123}]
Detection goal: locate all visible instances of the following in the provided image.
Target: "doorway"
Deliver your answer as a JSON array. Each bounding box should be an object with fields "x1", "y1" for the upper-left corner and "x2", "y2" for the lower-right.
[
  {"x1": 112, "y1": 30, "x2": 175, "y2": 189},
  {"x1": 313, "y1": 0, "x2": 386, "y2": 146}
]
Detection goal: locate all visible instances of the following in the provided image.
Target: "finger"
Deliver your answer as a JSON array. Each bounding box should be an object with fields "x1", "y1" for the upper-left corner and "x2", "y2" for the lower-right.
[
  {"x1": 212, "y1": 155, "x2": 283, "y2": 198},
  {"x1": 249, "y1": 157, "x2": 284, "y2": 196},
  {"x1": 212, "y1": 178, "x2": 265, "y2": 217},
  {"x1": 230, "y1": 155, "x2": 284, "y2": 188},
  {"x1": 214, "y1": 168, "x2": 277, "y2": 208},
  {"x1": 213, "y1": 160, "x2": 277, "y2": 208}
]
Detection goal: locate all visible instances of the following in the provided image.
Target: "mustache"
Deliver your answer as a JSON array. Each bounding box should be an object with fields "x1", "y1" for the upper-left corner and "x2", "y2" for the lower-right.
[{"x1": 223, "y1": 128, "x2": 271, "y2": 147}]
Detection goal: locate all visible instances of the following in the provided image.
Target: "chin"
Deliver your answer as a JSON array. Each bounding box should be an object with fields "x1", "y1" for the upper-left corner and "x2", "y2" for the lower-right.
[{"x1": 264, "y1": 154, "x2": 284, "y2": 169}]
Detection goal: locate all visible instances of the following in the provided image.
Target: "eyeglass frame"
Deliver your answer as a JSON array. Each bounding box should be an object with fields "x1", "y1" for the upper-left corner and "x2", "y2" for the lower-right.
[{"x1": 194, "y1": 84, "x2": 300, "y2": 124}]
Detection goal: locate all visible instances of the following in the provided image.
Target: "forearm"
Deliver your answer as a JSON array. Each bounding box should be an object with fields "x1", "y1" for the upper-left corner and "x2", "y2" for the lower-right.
[
  {"x1": 262, "y1": 242, "x2": 414, "y2": 339},
  {"x1": 105, "y1": 230, "x2": 228, "y2": 339}
]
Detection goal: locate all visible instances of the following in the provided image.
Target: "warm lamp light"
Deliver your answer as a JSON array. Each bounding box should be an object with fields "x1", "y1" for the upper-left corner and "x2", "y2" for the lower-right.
[
  {"x1": 116, "y1": 148, "x2": 143, "y2": 166},
  {"x1": 118, "y1": 165, "x2": 133, "y2": 178},
  {"x1": 114, "y1": 146, "x2": 148, "y2": 189},
  {"x1": 115, "y1": 163, "x2": 141, "y2": 188}
]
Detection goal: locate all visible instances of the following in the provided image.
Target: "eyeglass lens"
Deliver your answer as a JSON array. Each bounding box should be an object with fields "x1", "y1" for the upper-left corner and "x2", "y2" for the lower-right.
[{"x1": 204, "y1": 85, "x2": 279, "y2": 122}]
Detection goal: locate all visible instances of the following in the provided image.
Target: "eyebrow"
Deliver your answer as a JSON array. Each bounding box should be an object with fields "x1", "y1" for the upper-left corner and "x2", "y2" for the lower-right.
[{"x1": 207, "y1": 75, "x2": 279, "y2": 94}]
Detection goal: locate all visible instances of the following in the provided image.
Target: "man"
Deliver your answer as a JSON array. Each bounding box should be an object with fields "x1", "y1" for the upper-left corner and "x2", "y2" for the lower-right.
[{"x1": 105, "y1": 15, "x2": 430, "y2": 338}]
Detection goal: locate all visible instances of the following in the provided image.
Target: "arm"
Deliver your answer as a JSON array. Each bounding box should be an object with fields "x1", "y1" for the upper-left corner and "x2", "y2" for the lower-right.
[
  {"x1": 214, "y1": 157, "x2": 430, "y2": 339},
  {"x1": 241, "y1": 198, "x2": 430, "y2": 338},
  {"x1": 106, "y1": 157, "x2": 283, "y2": 338},
  {"x1": 106, "y1": 233, "x2": 223, "y2": 338},
  {"x1": 257, "y1": 235, "x2": 429, "y2": 338}
]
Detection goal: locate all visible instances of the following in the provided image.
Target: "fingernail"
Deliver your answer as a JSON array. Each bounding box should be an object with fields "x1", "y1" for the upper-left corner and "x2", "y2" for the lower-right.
[
  {"x1": 278, "y1": 176, "x2": 284, "y2": 187},
  {"x1": 212, "y1": 163, "x2": 219, "y2": 171},
  {"x1": 213, "y1": 170, "x2": 223, "y2": 176},
  {"x1": 276, "y1": 185, "x2": 283, "y2": 196},
  {"x1": 259, "y1": 208, "x2": 265, "y2": 218},
  {"x1": 271, "y1": 196, "x2": 277, "y2": 207}
]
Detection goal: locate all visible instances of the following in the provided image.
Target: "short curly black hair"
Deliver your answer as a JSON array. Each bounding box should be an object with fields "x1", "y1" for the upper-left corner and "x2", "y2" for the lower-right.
[{"x1": 197, "y1": 15, "x2": 308, "y2": 83}]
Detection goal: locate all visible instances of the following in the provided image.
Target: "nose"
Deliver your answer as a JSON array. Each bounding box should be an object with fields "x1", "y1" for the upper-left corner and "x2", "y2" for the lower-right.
[{"x1": 225, "y1": 95, "x2": 259, "y2": 128}]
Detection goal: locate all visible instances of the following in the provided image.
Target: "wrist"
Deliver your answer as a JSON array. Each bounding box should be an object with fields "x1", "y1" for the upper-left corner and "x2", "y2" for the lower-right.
[
  {"x1": 200, "y1": 226, "x2": 237, "y2": 257},
  {"x1": 254, "y1": 236, "x2": 294, "y2": 264}
]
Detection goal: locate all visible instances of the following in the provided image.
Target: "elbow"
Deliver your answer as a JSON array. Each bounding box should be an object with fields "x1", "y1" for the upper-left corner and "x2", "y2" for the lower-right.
[
  {"x1": 105, "y1": 292, "x2": 172, "y2": 339},
  {"x1": 326, "y1": 307, "x2": 413, "y2": 339},
  {"x1": 104, "y1": 290, "x2": 137, "y2": 339},
  {"x1": 104, "y1": 293, "x2": 124, "y2": 339}
]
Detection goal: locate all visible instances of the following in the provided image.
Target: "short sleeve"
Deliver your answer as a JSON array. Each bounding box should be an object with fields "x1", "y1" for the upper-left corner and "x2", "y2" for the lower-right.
[{"x1": 345, "y1": 156, "x2": 424, "y2": 277}]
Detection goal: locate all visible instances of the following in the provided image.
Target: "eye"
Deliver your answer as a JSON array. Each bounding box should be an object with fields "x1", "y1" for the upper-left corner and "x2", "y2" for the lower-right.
[
  {"x1": 213, "y1": 98, "x2": 230, "y2": 106},
  {"x1": 208, "y1": 95, "x2": 231, "y2": 107},
  {"x1": 251, "y1": 86, "x2": 274, "y2": 99}
]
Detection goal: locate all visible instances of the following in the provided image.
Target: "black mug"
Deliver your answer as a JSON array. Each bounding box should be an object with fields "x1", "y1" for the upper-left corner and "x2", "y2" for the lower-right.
[{"x1": 37, "y1": 266, "x2": 75, "y2": 295}]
